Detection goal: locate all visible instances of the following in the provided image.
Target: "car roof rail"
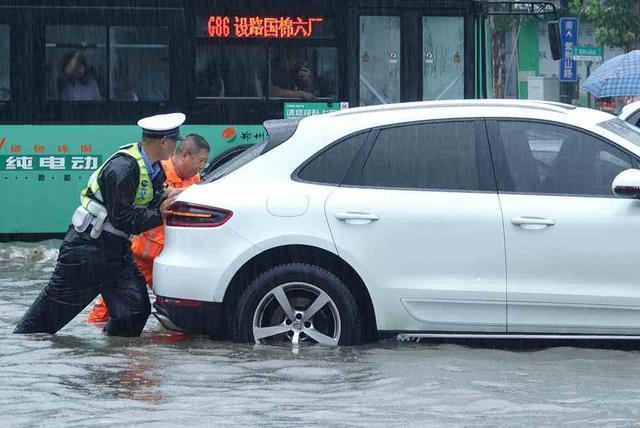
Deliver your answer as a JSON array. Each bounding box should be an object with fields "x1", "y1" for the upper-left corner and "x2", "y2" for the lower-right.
[
  {"x1": 332, "y1": 99, "x2": 574, "y2": 117},
  {"x1": 527, "y1": 100, "x2": 577, "y2": 110}
]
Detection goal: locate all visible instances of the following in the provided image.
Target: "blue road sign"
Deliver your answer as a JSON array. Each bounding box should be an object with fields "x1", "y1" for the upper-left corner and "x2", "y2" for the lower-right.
[{"x1": 560, "y1": 17, "x2": 578, "y2": 82}]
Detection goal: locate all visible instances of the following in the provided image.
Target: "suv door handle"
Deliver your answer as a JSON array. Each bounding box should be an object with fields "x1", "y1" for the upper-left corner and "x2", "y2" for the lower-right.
[
  {"x1": 510, "y1": 216, "x2": 555, "y2": 228},
  {"x1": 335, "y1": 212, "x2": 379, "y2": 223}
]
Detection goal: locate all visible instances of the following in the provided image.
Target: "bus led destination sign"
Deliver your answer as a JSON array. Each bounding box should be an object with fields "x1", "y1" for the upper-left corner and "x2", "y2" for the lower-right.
[{"x1": 207, "y1": 16, "x2": 323, "y2": 38}]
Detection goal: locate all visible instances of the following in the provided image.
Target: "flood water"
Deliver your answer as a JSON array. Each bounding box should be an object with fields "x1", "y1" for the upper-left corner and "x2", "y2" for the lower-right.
[{"x1": 2, "y1": 241, "x2": 640, "y2": 426}]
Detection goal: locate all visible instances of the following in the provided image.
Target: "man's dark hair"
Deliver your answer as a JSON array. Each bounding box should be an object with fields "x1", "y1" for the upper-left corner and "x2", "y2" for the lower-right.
[{"x1": 179, "y1": 133, "x2": 210, "y2": 153}]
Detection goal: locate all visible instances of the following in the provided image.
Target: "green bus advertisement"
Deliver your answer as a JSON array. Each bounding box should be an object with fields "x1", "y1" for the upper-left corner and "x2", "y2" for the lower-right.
[{"x1": 0, "y1": 125, "x2": 266, "y2": 235}]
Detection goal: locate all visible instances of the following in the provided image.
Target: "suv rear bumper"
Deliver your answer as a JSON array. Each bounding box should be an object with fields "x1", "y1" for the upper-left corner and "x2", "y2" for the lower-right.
[{"x1": 153, "y1": 296, "x2": 224, "y2": 337}]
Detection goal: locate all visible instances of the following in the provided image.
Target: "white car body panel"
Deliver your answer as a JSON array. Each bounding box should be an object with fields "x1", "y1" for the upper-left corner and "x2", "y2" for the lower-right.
[
  {"x1": 154, "y1": 172, "x2": 340, "y2": 302},
  {"x1": 501, "y1": 194, "x2": 640, "y2": 334},
  {"x1": 154, "y1": 99, "x2": 640, "y2": 335},
  {"x1": 153, "y1": 225, "x2": 257, "y2": 302},
  {"x1": 325, "y1": 187, "x2": 506, "y2": 332}
]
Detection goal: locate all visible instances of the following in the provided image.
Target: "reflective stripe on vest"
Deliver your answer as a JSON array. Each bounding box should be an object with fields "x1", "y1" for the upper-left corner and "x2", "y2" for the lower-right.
[
  {"x1": 131, "y1": 226, "x2": 163, "y2": 260},
  {"x1": 141, "y1": 228, "x2": 155, "y2": 259},
  {"x1": 80, "y1": 143, "x2": 153, "y2": 209}
]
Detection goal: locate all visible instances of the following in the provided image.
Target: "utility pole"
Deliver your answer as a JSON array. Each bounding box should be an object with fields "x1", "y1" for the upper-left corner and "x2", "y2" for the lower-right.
[{"x1": 558, "y1": 0, "x2": 574, "y2": 104}]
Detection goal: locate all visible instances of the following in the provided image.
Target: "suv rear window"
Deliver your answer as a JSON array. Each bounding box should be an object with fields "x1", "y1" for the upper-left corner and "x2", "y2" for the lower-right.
[
  {"x1": 203, "y1": 119, "x2": 300, "y2": 183},
  {"x1": 297, "y1": 131, "x2": 368, "y2": 185}
]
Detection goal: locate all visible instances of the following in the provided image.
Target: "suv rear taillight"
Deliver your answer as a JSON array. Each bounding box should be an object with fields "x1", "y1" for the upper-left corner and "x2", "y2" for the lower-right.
[{"x1": 166, "y1": 202, "x2": 232, "y2": 227}]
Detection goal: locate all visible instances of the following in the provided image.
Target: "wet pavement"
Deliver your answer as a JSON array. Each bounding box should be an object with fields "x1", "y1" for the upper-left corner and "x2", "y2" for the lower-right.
[{"x1": 2, "y1": 241, "x2": 640, "y2": 426}]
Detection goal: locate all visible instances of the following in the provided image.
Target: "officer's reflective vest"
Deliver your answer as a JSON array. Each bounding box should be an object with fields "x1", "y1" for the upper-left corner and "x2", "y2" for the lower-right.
[{"x1": 80, "y1": 143, "x2": 153, "y2": 209}]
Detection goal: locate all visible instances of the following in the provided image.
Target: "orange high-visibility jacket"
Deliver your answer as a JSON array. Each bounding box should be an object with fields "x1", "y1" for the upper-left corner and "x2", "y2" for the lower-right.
[{"x1": 130, "y1": 158, "x2": 200, "y2": 261}]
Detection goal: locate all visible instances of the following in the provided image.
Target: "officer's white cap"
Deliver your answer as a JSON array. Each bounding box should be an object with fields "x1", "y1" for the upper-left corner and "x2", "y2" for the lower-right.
[{"x1": 137, "y1": 112, "x2": 186, "y2": 140}]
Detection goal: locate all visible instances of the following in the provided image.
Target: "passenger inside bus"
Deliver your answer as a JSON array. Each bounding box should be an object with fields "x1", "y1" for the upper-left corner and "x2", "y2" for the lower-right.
[
  {"x1": 270, "y1": 46, "x2": 337, "y2": 100},
  {"x1": 270, "y1": 47, "x2": 316, "y2": 100},
  {"x1": 58, "y1": 47, "x2": 103, "y2": 101},
  {"x1": 271, "y1": 62, "x2": 318, "y2": 100}
]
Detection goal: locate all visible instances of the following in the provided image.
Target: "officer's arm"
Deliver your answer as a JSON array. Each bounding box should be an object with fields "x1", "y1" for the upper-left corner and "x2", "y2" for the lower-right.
[
  {"x1": 147, "y1": 167, "x2": 167, "y2": 210},
  {"x1": 99, "y1": 156, "x2": 163, "y2": 235}
]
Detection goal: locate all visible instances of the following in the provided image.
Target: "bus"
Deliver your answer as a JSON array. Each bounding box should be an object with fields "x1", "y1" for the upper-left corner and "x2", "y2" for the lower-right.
[{"x1": 0, "y1": 0, "x2": 556, "y2": 239}]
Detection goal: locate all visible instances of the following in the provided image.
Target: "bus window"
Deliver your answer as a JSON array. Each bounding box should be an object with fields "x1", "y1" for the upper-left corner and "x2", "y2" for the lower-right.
[
  {"x1": 46, "y1": 25, "x2": 107, "y2": 102},
  {"x1": 196, "y1": 45, "x2": 266, "y2": 98},
  {"x1": 0, "y1": 25, "x2": 8, "y2": 101},
  {"x1": 269, "y1": 46, "x2": 337, "y2": 100},
  {"x1": 109, "y1": 27, "x2": 169, "y2": 102}
]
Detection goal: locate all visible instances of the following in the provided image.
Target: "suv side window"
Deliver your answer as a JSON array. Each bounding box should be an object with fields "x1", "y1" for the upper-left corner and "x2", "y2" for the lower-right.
[
  {"x1": 360, "y1": 121, "x2": 481, "y2": 191},
  {"x1": 494, "y1": 121, "x2": 633, "y2": 197},
  {"x1": 297, "y1": 131, "x2": 368, "y2": 185}
]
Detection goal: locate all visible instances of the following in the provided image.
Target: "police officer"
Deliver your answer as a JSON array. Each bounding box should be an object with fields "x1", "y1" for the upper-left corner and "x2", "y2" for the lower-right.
[{"x1": 14, "y1": 113, "x2": 186, "y2": 337}]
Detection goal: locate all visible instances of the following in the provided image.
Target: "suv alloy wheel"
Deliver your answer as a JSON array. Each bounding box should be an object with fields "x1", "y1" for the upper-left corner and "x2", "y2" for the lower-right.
[{"x1": 233, "y1": 263, "x2": 363, "y2": 346}]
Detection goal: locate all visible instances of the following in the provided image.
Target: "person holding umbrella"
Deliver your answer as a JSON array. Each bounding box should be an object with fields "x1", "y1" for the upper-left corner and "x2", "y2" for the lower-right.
[{"x1": 582, "y1": 50, "x2": 640, "y2": 112}]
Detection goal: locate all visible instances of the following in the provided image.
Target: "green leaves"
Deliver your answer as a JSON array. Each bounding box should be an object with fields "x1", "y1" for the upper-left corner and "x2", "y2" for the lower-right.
[{"x1": 570, "y1": 0, "x2": 640, "y2": 51}]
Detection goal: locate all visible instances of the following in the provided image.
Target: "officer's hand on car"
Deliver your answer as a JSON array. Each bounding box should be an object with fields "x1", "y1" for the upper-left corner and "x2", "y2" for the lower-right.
[
  {"x1": 160, "y1": 195, "x2": 178, "y2": 219},
  {"x1": 159, "y1": 187, "x2": 183, "y2": 218}
]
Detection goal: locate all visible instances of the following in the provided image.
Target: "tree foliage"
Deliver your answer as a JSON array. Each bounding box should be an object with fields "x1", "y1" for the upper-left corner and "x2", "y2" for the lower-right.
[
  {"x1": 488, "y1": 14, "x2": 542, "y2": 98},
  {"x1": 570, "y1": 0, "x2": 640, "y2": 52}
]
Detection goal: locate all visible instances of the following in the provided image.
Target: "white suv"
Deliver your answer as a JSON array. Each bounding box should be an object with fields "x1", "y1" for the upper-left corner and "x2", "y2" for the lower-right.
[{"x1": 153, "y1": 100, "x2": 640, "y2": 346}]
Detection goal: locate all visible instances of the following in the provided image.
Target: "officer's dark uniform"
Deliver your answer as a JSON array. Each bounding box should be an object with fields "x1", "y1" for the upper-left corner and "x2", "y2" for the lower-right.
[{"x1": 14, "y1": 141, "x2": 168, "y2": 337}]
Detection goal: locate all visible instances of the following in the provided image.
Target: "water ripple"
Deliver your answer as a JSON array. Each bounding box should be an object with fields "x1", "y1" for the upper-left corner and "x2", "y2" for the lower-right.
[{"x1": 1, "y1": 241, "x2": 640, "y2": 426}]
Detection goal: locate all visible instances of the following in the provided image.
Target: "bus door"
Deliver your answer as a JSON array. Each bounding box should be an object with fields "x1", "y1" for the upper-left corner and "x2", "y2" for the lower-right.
[
  {"x1": 421, "y1": 16, "x2": 466, "y2": 102},
  {"x1": 353, "y1": 5, "x2": 473, "y2": 107},
  {"x1": 358, "y1": 15, "x2": 401, "y2": 106}
]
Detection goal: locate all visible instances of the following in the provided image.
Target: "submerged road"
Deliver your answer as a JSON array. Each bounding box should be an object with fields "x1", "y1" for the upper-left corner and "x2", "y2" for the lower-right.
[{"x1": 2, "y1": 241, "x2": 640, "y2": 426}]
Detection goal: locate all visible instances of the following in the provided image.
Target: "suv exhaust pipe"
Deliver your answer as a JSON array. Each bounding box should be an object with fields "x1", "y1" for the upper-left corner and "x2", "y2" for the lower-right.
[{"x1": 152, "y1": 311, "x2": 188, "y2": 333}]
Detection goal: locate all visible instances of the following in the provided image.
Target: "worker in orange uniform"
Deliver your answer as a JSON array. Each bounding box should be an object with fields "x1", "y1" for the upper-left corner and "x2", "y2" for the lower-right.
[{"x1": 88, "y1": 134, "x2": 211, "y2": 323}]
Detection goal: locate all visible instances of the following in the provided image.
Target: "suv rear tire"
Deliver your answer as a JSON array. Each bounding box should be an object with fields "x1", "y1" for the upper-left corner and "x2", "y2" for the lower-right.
[{"x1": 233, "y1": 263, "x2": 363, "y2": 346}]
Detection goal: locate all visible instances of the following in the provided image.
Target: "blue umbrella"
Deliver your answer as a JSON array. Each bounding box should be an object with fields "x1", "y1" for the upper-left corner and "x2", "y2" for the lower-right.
[{"x1": 582, "y1": 50, "x2": 640, "y2": 98}]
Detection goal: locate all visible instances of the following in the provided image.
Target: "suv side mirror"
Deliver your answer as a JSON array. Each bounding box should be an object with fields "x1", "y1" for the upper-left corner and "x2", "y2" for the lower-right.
[
  {"x1": 612, "y1": 169, "x2": 640, "y2": 198},
  {"x1": 548, "y1": 21, "x2": 562, "y2": 61}
]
